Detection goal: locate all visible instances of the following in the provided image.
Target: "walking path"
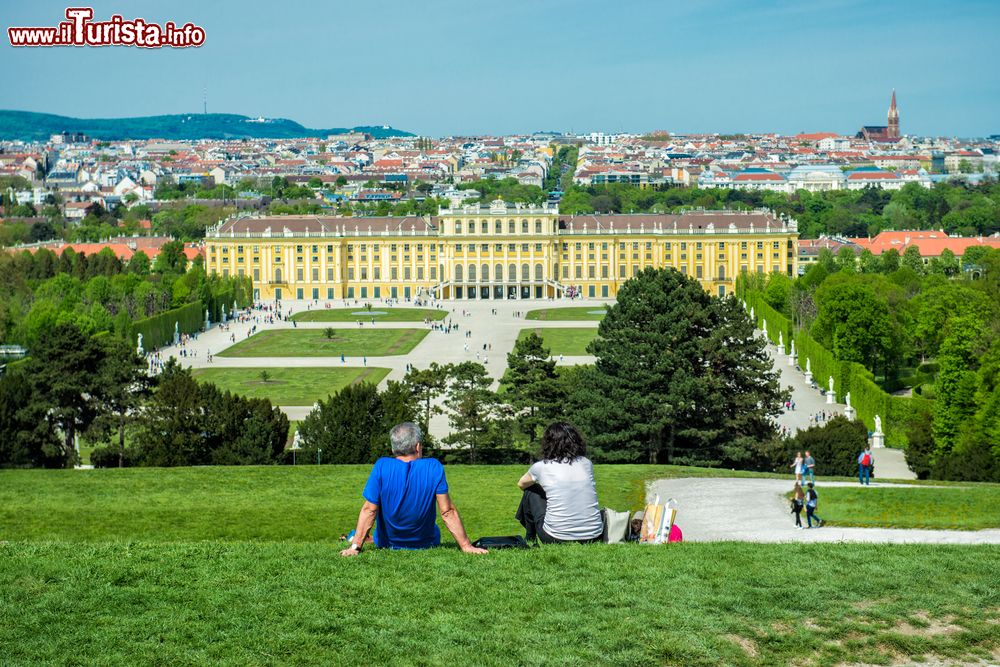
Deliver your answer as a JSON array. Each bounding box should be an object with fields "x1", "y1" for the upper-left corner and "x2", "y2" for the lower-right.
[
  {"x1": 162, "y1": 298, "x2": 605, "y2": 429},
  {"x1": 766, "y1": 338, "x2": 916, "y2": 480},
  {"x1": 646, "y1": 477, "x2": 1000, "y2": 544}
]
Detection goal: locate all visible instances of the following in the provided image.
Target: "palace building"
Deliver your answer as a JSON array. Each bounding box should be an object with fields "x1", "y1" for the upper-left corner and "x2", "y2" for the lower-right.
[{"x1": 204, "y1": 202, "x2": 799, "y2": 302}]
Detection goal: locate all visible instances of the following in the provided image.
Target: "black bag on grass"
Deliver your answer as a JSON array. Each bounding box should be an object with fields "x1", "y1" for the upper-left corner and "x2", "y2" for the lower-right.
[{"x1": 472, "y1": 535, "x2": 529, "y2": 549}]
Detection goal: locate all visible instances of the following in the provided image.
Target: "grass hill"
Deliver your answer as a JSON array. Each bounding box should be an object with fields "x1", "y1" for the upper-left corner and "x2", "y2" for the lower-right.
[
  {"x1": 2, "y1": 465, "x2": 999, "y2": 665},
  {"x1": 0, "y1": 110, "x2": 414, "y2": 141}
]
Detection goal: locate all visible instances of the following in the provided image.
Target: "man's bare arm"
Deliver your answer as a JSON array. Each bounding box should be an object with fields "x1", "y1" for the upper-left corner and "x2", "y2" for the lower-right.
[
  {"x1": 436, "y1": 493, "x2": 487, "y2": 554},
  {"x1": 340, "y1": 500, "x2": 378, "y2": 557}
]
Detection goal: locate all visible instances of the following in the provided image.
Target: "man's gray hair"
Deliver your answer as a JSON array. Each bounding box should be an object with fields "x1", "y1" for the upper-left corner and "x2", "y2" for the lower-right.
[{"x1": 390, "y1": 422, "x2": 423, "y2": 456}]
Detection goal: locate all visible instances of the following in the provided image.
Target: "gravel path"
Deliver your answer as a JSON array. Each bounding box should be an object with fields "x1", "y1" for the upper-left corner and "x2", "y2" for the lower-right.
[{"x1": 646, "y1": 477, "x2": 1000, "y2": 544}]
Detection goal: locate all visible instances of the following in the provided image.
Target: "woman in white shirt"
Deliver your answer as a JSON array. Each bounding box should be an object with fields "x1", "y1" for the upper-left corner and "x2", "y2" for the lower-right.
[{"x1": 515, "y1": 422, "x2": 603, "y2": 544}]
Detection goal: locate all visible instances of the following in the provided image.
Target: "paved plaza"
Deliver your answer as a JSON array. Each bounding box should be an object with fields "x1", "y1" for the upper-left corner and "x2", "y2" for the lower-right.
[{"x1": 163, "y1": 298, "x2": 605, "y2": 429}]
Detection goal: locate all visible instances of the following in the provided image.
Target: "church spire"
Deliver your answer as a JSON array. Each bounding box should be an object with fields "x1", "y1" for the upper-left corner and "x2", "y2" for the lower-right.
[{"x1": 887, "y1": 89, "x2": 900, "y2": 139}]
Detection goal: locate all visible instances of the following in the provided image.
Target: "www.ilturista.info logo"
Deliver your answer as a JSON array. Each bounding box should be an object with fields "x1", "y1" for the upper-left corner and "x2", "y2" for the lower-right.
[{"x1": 7, "y1": 7, "x2": 205, "y2": 48}]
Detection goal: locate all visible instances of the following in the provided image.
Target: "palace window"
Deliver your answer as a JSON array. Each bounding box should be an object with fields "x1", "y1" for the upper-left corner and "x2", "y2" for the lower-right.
[
  {"x1": 404, "y1": 267, "x2": 411, "y2": 280},
  {"x1": 508, "y1": 221, "x2": 515, "y2": 233},
  {"x1": 455, "y1": 221, "x2": 462, "y2": 233}
]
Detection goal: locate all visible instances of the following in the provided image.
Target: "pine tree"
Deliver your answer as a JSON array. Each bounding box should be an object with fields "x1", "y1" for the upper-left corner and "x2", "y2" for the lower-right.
[
  {"x1": 442, "y1": 362, "x2": 502, "y2": 463},
  {"x1": 584, "y1": 268, "x2": 787, "y2": 466},
  {"x1": 500, "y1": 332, "x2": 565, "y2": 443}
]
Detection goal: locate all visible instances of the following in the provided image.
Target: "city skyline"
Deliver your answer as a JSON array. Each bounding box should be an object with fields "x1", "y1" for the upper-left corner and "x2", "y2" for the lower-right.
[{"x1": 1, "y1": 0, "x2": 998, "y2": 138}]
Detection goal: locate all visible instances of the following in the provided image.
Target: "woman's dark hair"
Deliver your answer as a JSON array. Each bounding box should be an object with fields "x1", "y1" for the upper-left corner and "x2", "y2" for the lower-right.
[{"x1": 539, "y1": 422, "x2": 587, "y2": 463}]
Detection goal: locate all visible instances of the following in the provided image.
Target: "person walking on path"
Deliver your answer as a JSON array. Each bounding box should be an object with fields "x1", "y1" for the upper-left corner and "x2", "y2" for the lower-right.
[
  {"x1": 790, "y1": 451, "x2": 804, "y2": 483},
  {"x1": 858, "y1": 446, "x2": 874, "y2": 486},
  {"x1": 803, "y1": 451, "x2": 816, "y2": 484},
  {"x1": 791, "y1": 483, "x2": 805, "y2": 530},
  {"x1": 805, "y1": 482, "x2": 823, "y2": 528}
]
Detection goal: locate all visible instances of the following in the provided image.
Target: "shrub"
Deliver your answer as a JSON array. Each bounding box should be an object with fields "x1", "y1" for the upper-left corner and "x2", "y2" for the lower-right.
[
  {"x1": 90, "y1": 445, "x2": 134, "y2": 468},
  {"x1": 774, "y1": 416, "x2": 870, "y2": 477}
]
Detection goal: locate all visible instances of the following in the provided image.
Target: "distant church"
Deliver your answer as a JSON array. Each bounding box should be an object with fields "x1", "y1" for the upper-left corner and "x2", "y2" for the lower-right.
[{"x1": 857, "y1": 90, "x2": 900, "y2": 142}]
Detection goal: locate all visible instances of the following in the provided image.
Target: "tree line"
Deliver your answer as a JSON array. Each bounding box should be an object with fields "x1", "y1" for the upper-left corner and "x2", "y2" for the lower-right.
[
  {"x1": 759, "y1": 244, "x2": 1000, "y2": 481},
  {"x1": 0, "y1": 243, "x2": 248, "y2": 349}
]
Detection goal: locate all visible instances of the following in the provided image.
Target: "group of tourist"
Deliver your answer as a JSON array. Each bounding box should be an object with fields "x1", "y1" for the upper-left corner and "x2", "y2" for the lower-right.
[
  {"x1": 340, "y1": 421, "x2": 605, "y2": 556},
  {"x1": 789, "y1": 451, "x2": 822, "y2": 528}
]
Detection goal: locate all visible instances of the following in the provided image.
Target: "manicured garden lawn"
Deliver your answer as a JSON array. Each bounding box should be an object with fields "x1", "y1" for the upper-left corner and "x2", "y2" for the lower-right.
[
  {"x1": 819, "y1": 486, "x2": 1000, "y2": 531},
  {"x1": 291, "y1": 307, "x2": 446, "y2": 322},
  {"x1": 191, "y1": 367, "x2": 389, "y2": 405},
  {"x1": 216, "y1": 328, "x2": 429, "y2": 357},
  {"x1": 518, "y1": 327, "x2": 597, "y2": 356},
  {"x1": 524, "y1": 306, "x2": 607, "y2": 321},
  {"x1": 2, "y1": 465, "x2": 1000, "y2": 665}
]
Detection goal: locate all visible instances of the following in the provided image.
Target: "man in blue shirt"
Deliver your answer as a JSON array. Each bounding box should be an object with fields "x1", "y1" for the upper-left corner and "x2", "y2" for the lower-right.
[{"x1": 341, "y1": 422, "x2": 487, "y2": 556}]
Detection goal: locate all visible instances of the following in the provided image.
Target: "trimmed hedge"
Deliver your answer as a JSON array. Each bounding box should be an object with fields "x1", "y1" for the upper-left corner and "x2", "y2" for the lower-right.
[
  {"x1": 741, "y1": 281, "x2": 793, "y2": 352},
  {"x1": 131, "y1": 301, "x2": 205, "y2": 352}
]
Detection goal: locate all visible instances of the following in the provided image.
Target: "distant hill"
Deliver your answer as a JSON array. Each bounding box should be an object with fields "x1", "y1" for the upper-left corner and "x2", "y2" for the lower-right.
[{"x1": 0, "y1": 110, "x2": 414, "y2": 141}]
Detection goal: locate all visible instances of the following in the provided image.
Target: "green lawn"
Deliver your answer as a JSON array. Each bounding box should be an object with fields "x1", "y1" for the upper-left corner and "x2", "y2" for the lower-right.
[
  {"x1": 191, "y1": 367, "x2": 390, "y2": 405},
  {"x1": 291, "y1": 307, "x2": 446, "y2": 322},
  {"x1": 819, "y1": 486, "x2": 1000, "y2": 531},
  {"x1": 217, "y1": 328, "x2": 429, "y2": 357},
  {"x1": 524, "y1": 306, "x2": 608, "y2": 321},
  {"x1": 518, "y1": 327, "x2": 598, "y2": 356},
  {"x1": 3, "y1": 465, "x2": 1000, "y2": 665}
]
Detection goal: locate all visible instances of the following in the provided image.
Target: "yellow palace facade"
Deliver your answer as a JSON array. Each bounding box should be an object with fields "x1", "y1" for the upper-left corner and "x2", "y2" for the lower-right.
[{"x1": 204, "y1": 201, "x2": 798, "y2": 301}]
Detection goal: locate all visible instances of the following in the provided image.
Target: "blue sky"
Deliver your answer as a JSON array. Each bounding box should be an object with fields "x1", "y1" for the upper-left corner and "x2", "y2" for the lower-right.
[{"x1": 1, "y1": 0, "x2": 997, "y2": 137}]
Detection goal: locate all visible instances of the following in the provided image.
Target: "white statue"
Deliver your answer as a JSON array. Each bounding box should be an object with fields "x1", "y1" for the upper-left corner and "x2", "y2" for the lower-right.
[
  {"x1": 845, "y1": 392, "x2": 852, "y2": 408},
  {"x1": 806, "y1": 358, "x2": 811, "y2": 374},
  {"x1": 136, "y1": 333, "x2": 143, "y2": 353},
  {"x1": 874, "y1": 415, "x2": 882, "y2": 433},
  {"x1": 790, "y1": 340, "x2": 796, "y2": 356},
  {"x1": 750, "y1": 306, "x2": 755, "y2": 320},
  {"x1": 292, "y1": 430, "x2": 302, "y2": 449},
  {"x1": 828, "y1": 376, "x2": 834, "y2": 394},
  {"x1": 778, "y1": 331, "x2": 783, "y2": 349}
]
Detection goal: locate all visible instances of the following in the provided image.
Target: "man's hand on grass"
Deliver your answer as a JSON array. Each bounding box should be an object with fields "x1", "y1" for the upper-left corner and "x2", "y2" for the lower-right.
[
  {"x1": 460, "y1": 543, "x2": 488, "y2": 555},
  {"x1": 340, "y1": 546, "x2": 361, "y2": 557}
]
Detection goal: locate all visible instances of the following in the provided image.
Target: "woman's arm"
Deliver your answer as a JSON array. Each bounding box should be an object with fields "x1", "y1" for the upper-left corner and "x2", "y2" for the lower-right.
[{"x1": 517, "y1": 471, "x2": 535, "y2": 490}]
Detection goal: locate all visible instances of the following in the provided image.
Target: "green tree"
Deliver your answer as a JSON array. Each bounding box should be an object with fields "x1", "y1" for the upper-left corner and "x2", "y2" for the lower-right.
[
  {"x1": 89, "y1": 336, "x2": 152, "y2": 467},
  {"x1": 858, "y1": 249, "x2": 880, "y2": 274},
  {"x1": 128, "y1": 250, "x2": 151, "y2": 276},
  {"x1": 500, "y1": 332, "x2": 565, "y2": 443},
  {"x1": 298, "y1": 382, "x2": 387, "y2": 464},
  {"x1": 932, "y1": 317, "x2": 985, "y2": 459},
  {"x1": 583, "y1": 268, "x2": 786, "y2": 465},
  {"x1": 880, "y1": 248, "x2": 901, "y2": 274},
  {"x1": 25, "y1": 322, "x2": 108, "y2": 465},
  {"x1": 0, "y1": 369, "x2": 62, "y2": 467},
  {"x1": 134, "y1": 361, "x2": 211, "y2": 466},
  {"x1": 442, "y1": 362, "x2": 503, "y2": 462},
  {"x1": 813, "y1": 276, "x2": 896, "y2": 375},
  {"x1": 902, "y1": 245, "x2": 925, "y2": 274},
  {"x1": 404, "y1": 362, "x2": 450, "y2": 441},
  {"x1": 154, "y1": 241, "x2": 187, "y2": 274}
]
